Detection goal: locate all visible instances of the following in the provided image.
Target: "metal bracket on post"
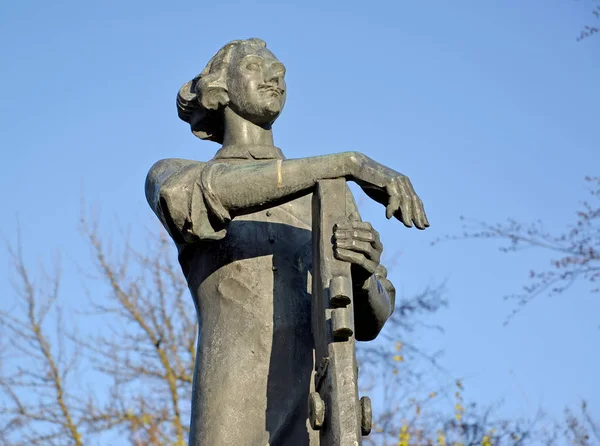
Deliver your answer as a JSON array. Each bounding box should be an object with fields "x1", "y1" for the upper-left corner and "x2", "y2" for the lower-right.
[
  {"x1": 331, "y1": 307, "x2": 353, "y2": 340},
  {"x1": 330, "y1": 276, "x2": 352, "y2": 307}
]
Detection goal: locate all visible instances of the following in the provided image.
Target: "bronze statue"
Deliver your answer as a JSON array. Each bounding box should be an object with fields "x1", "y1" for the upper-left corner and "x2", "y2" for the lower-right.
[{"x1": 145, "y1": 38, "x2": 428, "y2": 446}]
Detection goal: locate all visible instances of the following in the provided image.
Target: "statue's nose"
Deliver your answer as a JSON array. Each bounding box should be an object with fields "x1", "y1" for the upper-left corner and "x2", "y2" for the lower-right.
[
  {"x1": 265, "y1": 74, "x2": 280, "y2": 85},
  {"x1": 265, "y1": 67, "x2": 283, "y2": 85}
]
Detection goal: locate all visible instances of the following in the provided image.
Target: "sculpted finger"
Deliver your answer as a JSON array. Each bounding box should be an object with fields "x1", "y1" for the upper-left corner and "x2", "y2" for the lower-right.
[
  {"x1": 366, "y1": 225, "x2": 383, "y2": 252},
  {"x1": 421, "y1": 202, "x2": 430, "y2": 227},
  {"x1": 404, "y1": 177, "x2": 429, "y2": 229},
  {"x1": 386, "y1": 197, "x2": 399, "y2": 220},
  {"x1": 335, "y1": 221, "x2": 373, "y2": 232},
  {"x1": 397, "y1": 180, "x2": 414, "y2": 228},
  {"x1": 412, "y1": 194, "x2": 429, "y2": 229},
  {"x1": 334, "y1": 222, "x2": 349, "y2": 232},
  {"x1": 371, "y1": 232, "x2": 383, "y2": 253},
  {"x1": 334, "y1": 229, "x2": 376, "y2": 244},
  {"x1": 333, "y1": 248, "x2": 378, "y2": 274},
  {"x1": 352, "y1": 221, "x2": 373, "y2": 231},
  {"x1": 385, "y1": 182, "x2": 401, "y2": 220},
  {"x1": 335, "y1": 239, "x2": 380, "y2": 263},
  {"x1": 397, "y1": 194, "x2": 413, "y2": 228},
  {"x1": 405, "y1": 176, "x2": 416, "y2": 193},
  {"x1": 357, "y1": 221, "x2": 380, "y2": 240},
  {"x1": 411, "y1": 195, "x2": 426, "y2": 230}
]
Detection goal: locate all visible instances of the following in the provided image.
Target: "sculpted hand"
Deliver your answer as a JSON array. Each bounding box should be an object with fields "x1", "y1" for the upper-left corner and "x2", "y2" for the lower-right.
[
  {"x1": 333, "y1": 221, "x2": 382, "y2": 285},
  {"x1": 385, "y1": 175, "x2": 429, "y2": 230},
  {"x1": 348, "y1": 152, "x2": 429, "y2": 230}
]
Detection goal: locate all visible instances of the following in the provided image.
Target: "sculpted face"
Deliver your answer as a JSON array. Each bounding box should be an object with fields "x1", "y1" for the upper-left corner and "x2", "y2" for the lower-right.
[{"x1": 227, "y1": 45, "x2": 287, "y2": 125}]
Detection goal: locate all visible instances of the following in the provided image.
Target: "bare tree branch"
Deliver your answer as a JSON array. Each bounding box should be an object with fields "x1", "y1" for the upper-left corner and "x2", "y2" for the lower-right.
[{"x1": 435, "y1": 176, "x2": 600, "y2": 325}]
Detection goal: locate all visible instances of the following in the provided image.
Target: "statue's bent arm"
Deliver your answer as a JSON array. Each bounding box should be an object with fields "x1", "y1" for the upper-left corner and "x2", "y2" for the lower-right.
[{"x1": 208, "y1": 151, "x2": 428, "y2": 229}]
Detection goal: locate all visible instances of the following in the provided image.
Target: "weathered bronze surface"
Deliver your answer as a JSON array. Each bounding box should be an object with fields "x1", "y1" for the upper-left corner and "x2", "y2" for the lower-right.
[{"x1": 145, "y1": 38, "x2": 428, "y2": 445}]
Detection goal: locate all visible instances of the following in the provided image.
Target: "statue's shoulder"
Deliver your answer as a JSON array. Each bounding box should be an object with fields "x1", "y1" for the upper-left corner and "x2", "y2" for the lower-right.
[
  {"x1": 147, "y1": 158, "x2": 205, "y2": 177},
  {"x1": 146, "y1": 158, "x2": 206, "y2": 185},
  {"x1": 145, "y1": 158, "x2": 207, "y2": 206}
]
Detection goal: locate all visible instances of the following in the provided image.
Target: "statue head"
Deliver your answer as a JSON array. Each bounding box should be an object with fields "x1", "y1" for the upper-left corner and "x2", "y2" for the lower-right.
[{"x1": 177, "y1": 38, "x2": 287, "y2": 143}]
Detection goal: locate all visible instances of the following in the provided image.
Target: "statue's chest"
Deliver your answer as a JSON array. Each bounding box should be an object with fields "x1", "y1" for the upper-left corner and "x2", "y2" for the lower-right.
[
  {"x1": 222, "y1": 194, "x2": 313, "y2": 259},
  {"x1": 197, "y1": 194, "x2": 314, "y2": 323}
]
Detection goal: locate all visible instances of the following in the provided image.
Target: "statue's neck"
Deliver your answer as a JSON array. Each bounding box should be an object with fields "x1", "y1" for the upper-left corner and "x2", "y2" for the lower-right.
[
  {"x1": 221, "y1": 107, "x2": 277, "y2": 151},
  {"x1": 217, "y1": 107, "x2": 284, "y2": 160}
]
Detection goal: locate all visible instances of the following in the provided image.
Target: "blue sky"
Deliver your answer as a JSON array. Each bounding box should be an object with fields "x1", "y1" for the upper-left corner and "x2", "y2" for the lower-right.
[{"x1": 1, "y1": 0, "x2": 599, "y2": 442}]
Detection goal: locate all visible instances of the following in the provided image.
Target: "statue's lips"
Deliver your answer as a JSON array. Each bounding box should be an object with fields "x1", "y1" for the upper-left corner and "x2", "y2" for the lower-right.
[{"x1": 258, "y1": 84, "x2": 285, "y2": 96}]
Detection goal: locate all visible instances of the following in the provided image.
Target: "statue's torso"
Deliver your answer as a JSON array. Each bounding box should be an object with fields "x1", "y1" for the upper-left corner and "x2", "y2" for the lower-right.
[{"x1": 183, "y1": 194, "x2": 316, "y2": 445}]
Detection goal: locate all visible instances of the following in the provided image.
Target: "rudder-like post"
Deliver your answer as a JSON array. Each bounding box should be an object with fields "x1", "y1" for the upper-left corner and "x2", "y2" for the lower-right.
[{"x1": 310, "y1": 178, "x2": 372, "y2": 446}]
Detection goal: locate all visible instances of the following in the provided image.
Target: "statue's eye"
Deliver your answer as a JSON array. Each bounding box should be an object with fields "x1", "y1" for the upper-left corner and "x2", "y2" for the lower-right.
[{"x1": 246, "y1": 62, "x2": 260, "y2": 71}]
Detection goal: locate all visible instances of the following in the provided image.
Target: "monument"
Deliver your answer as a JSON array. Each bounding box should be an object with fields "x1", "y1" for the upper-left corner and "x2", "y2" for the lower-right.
[{"x1": 145, "y1": 38, "x2": 429, "y2": 445}]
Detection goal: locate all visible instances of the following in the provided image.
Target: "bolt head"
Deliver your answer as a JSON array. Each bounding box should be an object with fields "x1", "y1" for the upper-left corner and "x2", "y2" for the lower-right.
[
  {"x1": 360, "y1": 396, "x2": 372, "y2": 436},
  {"x1": 308, "y1": 392, "x2": 325, "y2": 430}
]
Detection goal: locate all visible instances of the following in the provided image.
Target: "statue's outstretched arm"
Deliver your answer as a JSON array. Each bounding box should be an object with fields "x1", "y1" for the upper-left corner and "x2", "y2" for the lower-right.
[{"x1": 210, "y1": 152, "x2": 429, "y2": 230}]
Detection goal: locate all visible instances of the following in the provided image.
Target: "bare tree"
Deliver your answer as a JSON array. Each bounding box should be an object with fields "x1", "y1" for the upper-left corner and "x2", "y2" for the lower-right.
[
  {"x1": 1, "y1": 212, "x2": 591, "y2": 445},
  {"x1": 0, "y1": 234, "x2": 84, "y2": 445},
  {"x1": 576, "y1": 4, "x2": 600, "y2": 42},
  {"x1": 0, "y1": 214, "x2": 196, "y2": 445},
  {"x1": 439, "y1": 176, "x2": 600, "y2": 325},
  {"x1": 76, "y1": 213, "x2": 196, "y2": 445}
]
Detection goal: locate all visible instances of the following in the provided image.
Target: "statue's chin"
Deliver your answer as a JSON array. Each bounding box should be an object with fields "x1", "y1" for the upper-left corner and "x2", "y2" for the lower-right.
[
  {"x1": 249, "y1": 106, "x2": 282, "y2": 126},
  {"x1": 265, "y1": 104, "x2": 282, "y2": 118},
  {"x1": 230, "y1": 98, "x2": 284, "y2": 126}
]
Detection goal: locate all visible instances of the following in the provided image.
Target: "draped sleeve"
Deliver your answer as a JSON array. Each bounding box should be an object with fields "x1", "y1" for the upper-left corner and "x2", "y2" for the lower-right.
[{"x1": 145, "y1": 158, "x2": 230, "y2": 244}]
